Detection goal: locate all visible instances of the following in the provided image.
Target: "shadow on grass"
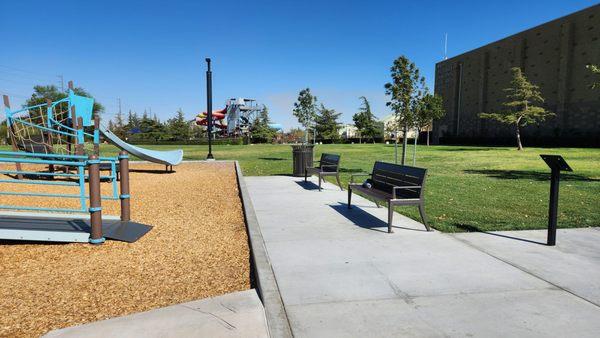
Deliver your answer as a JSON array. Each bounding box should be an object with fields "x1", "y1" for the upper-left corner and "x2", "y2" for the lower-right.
[
  {"x1": 330, "y1": 202, "x2": 428, "y2": 233},
  {"x1": 464, "y1": 169, "x2": 598, "y2": 182},
  {"x1": 453, "y1": 223, "x2": 546, "y2": 245},
  {"x1": 339, "y1": 168, "x2": 363, "y2": 173},
  {"x1": 258, "y1": 157, "x2": 287, "y2": 161},
  {"x1": 436, "y1": 147, "x2": 508, "y2": 152}
]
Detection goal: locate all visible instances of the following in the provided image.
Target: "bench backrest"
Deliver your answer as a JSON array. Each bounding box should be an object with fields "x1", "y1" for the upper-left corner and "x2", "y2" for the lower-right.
[
  {"x1": 371, "y1": 161, "x2": 427, "y2": 199},
  {"x1": 319, "y1": 153, "x2": 340, "y2": 172}
]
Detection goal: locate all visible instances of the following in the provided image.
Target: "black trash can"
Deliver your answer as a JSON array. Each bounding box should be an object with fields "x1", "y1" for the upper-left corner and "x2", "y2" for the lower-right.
[{"x1": 291, "y1": 144, "x2": 314, "y2": 177}]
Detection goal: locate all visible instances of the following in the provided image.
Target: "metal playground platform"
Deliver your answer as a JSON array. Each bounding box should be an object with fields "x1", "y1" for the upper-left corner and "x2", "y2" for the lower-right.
[{"x1": 0, "y1": 212, "x2": 151, "y2": 243}]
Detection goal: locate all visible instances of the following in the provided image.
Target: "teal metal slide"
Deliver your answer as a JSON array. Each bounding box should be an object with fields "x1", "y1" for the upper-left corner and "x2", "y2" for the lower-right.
[{"x1": 99, "y1": 124, "x2": 183, "y2": 166}]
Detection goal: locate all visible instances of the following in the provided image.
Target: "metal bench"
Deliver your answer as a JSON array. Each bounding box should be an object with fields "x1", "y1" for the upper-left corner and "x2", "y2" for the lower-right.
[
  {"x1": 347, "y1": 161, "x2": 431, "y2": 233},
  {"x1": 304, "y1": 153, "x2": 343, "y2": 191}
]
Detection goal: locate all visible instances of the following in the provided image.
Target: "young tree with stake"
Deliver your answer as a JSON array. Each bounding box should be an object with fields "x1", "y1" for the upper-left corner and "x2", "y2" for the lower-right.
[
  {"x1": 293, "y1": 88, "x2": 318, "y2": 143},
  {"x1": 480, "y1": 67, "x2": 553, "y2": 150},
  {"x1": 384, "y1": 56, "x2": 426, "y2": 164},
  {"x1": 415, "y1": 93, "x2": 445, "y2": 146}
]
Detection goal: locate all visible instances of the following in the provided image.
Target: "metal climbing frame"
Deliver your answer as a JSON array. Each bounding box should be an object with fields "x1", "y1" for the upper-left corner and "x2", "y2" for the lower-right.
[{"x1": 0, "y1": 151, "x2": 131, "y2": 244}]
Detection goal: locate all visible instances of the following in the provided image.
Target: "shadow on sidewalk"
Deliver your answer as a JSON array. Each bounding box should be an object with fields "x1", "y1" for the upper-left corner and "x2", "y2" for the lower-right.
[
  {"x1": 454, "y1": 223, "x2": 547, "y2": 245},
  {"x1": 294, "y1": 180, "x2": 320, "y2": 190},
  {"x1": 329, "y1": 203, "x2": 428, "y2": 233}
]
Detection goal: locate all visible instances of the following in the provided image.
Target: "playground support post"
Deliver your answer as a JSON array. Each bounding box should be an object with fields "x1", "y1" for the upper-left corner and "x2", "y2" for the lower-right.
[
  {"x1": 93, "y1": 115, "x2": 100, "y2": 155},
  {"x1": 76, "y1": 116, "x2": 84, "y2": 156},
  {"x1": 206, "y1": 58, "x2": 214, "y2": 160},
  {"x1": 46, "y1": 99, "x2": 55, "y2": 173},
  {"x1": 3, "y1": 95, "x2": 23, "y2": 179},
  {"x1": 88, "y1": 154, "x2": 105, "y2": 244},
  {"x1": 119, "y1": 151, "x2": 131, "y2": 222}
]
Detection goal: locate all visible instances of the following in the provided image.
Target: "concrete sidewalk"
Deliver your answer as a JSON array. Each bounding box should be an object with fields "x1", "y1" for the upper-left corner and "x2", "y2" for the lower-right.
[
  {"x1": 246, "y1": 175, "x2": 600, "y2": 337},
  {"x1": 43, "y1": 290, "x2": 268, "y2": 338}
]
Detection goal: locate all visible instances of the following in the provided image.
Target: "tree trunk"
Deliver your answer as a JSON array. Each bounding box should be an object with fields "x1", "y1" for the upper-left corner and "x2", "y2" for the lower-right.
[
  {"x1": 401, "y1": 124, "x2": 408, "y2": 165},
  {"x1": 413, "y1": 128, "x2": 419, "y2": 166},
  {"x1": 426, "y1": 130, "x2": 430, "y2": 146},
  {"x1": 516, "y1": 123, "x2": 523, "y2": 150},
  {"x1": 394, "y1": 135, "x2": 398, "y2": 164}
]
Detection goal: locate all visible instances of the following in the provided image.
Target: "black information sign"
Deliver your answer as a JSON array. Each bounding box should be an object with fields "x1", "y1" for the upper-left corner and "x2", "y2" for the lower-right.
[{"x1": 540, "y1": 155, "x2": 572, "y2": 246}]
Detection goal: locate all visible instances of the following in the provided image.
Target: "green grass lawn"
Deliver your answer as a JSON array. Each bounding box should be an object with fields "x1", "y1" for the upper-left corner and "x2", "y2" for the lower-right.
[{"x1": 2, "y1": 143, "x2": 598, "y2": 232}]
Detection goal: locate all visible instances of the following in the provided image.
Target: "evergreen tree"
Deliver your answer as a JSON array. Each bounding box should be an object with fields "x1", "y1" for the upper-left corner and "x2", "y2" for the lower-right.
[
  {"x1": 166, "y1": 109, "x2": 190, "y2": 141},
  {"x1": 292, "y1": 88, "x2": 318, "y2": 143},
  {"x1": 352, "y1": 96, "x2": 379, "y2": 143},
  {"x1": 126, "y1": 110, "x2": 140, "y2": 131},
  {"x1": 112, "y1": 110, "x2": 127, "y2": 139},
  {"x1": 384, "y1": 56, "x2": 427, "y2": 164},
  {"x1": 480, "y1": 67, "x2": 554, "y2": 150},
  {"x1": 250, "y1": 106, "x2": 276, "y2": 143},
  {"x1": 315, "y1": 104, "x2": 342, "y2": 143}
]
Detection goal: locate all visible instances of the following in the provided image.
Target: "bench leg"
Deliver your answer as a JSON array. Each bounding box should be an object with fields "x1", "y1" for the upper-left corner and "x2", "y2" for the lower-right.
[
  {"x1": 387, "y1": 201, "x2": 394, "y2": 233},
  {"x1": 374, "y1": 200, "x2": 381, "y2": 208},
  {"x1": 419, "y1": 203, "x2": 431, "y2": 231},
  {"x1": 336, "y1": 174, "x2": 343, "y2": 191},
  {"x1": 347, "y1": 188, "x2": 352, "y2": 209},
  {"x1": 318, "y1": 174, "x2": 322, "y2": 191},
  {"x1": 304, "y1": 168, "x2": 308, "y2": 182}
]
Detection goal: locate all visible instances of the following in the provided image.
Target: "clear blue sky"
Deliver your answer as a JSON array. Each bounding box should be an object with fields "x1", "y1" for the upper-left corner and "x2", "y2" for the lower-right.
[{"x1": 1, "y1": 0, "x2": 597, "y2": 129}]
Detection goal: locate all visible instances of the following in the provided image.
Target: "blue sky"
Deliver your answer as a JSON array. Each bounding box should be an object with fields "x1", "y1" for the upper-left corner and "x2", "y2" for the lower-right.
[{"x1": 1, "y1": 0, "x2": 597, "y2": 129}]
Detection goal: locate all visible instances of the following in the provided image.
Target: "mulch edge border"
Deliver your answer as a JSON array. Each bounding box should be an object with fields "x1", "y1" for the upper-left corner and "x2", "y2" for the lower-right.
[{"x1": 234, "y1": 161, "x2": 293, "y2": 338}]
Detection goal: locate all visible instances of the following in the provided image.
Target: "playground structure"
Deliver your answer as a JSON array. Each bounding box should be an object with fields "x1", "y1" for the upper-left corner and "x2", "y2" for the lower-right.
[
  {"x1": 4, "y1": 81, "x2": 183, "y2": 170},
  {"x1": 196, "y1": 97, "x2": 283, "y2": 137},
  {"x1": 0, "y1": 83, "x2": 154, "y2": 243}
]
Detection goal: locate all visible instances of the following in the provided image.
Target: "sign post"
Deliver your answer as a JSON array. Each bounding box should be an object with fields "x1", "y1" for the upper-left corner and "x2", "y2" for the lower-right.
[{"x1": 540, "y1": 155, "x2": 572, "y2": 246}]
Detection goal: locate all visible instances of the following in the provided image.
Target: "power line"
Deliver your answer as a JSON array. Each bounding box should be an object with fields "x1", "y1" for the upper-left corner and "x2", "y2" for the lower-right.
[
  {"x1": 0, "y1": 91, "x2": 29, "y2": 99},
  {"x1": 0, "y1": 77, "x2": 39, "y2": 86},
  {"x1": 0, "y1": 69, "x2": 56, "y2": 83},
  {"x1": 0, "y1": 64, "x2": 57, "y2": 78}
]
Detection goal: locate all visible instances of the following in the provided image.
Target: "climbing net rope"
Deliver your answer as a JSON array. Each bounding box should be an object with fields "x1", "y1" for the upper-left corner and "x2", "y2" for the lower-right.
[{"x1": 8, "y1": 100, "x2": 94, "y2": 156}]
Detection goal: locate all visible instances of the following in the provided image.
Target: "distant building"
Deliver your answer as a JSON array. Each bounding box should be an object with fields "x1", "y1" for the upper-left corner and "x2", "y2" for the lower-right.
[
  {"x1": 380, "y1": 114, "x2": 418, "y2": 140},
  {"x1": 433, "y1": 4, "x2": 600, "y2": 146},
  {"x1": 339, "y1": 124, "x2": 359, "y2": 139}
]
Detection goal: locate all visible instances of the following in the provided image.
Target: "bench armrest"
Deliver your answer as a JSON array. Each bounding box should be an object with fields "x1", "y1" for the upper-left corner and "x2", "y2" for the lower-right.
[
  {"x1": 320, "y1": 164, "x2": 338, "y2": 170},
  {"x1": 350, "y1": 173, "x2": 371, "y2": 183},
  {"x1": 392, "y1": 185, "x2": 422, "y2": 199}
]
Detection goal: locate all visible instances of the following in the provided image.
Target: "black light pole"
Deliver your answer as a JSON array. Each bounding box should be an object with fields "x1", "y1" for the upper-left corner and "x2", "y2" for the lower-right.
[{"x1": 206, "y1": 58, "x2": 214, "y2": 160}]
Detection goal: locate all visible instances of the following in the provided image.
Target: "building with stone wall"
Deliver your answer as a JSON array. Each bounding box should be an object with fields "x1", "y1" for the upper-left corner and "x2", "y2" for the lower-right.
[{"x1": 433, "y1": 4, "x2": 600, "y2": 146}]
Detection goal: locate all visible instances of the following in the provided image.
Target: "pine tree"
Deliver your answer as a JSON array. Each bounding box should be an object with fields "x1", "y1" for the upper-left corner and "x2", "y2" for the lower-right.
[
  {"x1": 113, "y1": 110, "x2": 126, "y2": 139},
  {"x1": 167, "y1": 109, "x2": 190, "y2": 141},
  {"x1": 480, "y1": 67, "x2": 554, "y2": 150},
  {"x1": 352, "y1": 96, "x2": 379, "y2": 143},
  {"x1": 315, "y1": 104, "x2": 342, "y2": 143},
  {"x1": 250, "y1": 106, "x2": 276, "y2": 143}
]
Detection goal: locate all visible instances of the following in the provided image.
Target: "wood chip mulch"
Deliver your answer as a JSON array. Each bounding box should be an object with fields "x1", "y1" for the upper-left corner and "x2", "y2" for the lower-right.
[{"x1": 0, "y1": 162, "x2": 250, "y2": 338}]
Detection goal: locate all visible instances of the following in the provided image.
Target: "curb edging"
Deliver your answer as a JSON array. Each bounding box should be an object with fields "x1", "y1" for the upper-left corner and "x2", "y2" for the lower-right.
[{"x1": 234, "y1": 161, "x2": 293, "y2": 338}]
